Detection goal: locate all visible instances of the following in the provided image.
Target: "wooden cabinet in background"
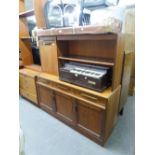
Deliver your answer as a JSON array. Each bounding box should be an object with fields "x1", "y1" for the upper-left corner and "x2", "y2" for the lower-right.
[
  {"x1": 19, "y1": 0, "x2": 42, "y2": 72},
  {"x1": 19, "y1": 69, "x2": 40, "y2": 104}
]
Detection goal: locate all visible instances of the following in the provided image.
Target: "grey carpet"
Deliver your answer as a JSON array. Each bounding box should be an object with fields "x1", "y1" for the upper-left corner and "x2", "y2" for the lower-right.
[{"x1": 19, "y1": 96, "x2": 135, "y2": 155}]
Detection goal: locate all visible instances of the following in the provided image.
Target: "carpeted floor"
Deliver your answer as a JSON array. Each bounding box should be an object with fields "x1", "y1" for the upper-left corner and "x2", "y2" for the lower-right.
[{"x1": 19, "y1": 96, "x2": 135, "y2": 155}]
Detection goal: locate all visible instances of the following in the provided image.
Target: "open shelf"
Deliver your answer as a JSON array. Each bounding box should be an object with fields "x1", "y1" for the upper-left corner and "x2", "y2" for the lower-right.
[
  {"x1": 20, "y1": 36, "x2": 32, "y2": 40},
  {"x1": 58, "y1": 56, "x2": 114, "y2": 67},
  {"x1": 25, "y1": 64, "x2": 42, "y2": 72},
  {"x1": 19, "y1": 9, "x2": 34, "y2": 18}
]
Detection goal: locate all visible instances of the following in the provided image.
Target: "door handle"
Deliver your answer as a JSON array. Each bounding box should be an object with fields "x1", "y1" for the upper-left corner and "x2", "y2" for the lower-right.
[
  {"x1": 81, "y1": 93, "x2": 98, "y2": 101},
  {"x1": 43, "y1": 41, "x2": 52, "y2": 45},
  {"x1": 57, "y1": 85, "x2": 69, "y2": 91},
  {"x1": 51, "y1": 95, "x2": 56, "y2": 112}
]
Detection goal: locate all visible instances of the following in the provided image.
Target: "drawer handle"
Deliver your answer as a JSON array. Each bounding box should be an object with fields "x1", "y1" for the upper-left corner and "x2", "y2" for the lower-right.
[
  {"x1": 57, "y1": 85, "x2": 69, "y2": 91},
  {"x1": 81, "y1": 93, "x2": 98, "y2": 101},
  {"x1": 42, "y1": 41, "x2": 52, "y2": 45}
]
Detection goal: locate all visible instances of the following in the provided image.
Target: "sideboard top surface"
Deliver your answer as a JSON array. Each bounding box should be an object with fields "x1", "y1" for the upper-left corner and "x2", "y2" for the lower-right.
[{"x1": 37, "y1": 73, "x2": 113, "y2": 99}]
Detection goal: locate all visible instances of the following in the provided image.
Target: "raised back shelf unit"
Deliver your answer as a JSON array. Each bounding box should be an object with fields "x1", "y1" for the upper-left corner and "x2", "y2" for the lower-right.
[
  {"x1": 55, "y1": 33, "x2": 124, "y2": 91},
  {"x1": 38, "y1": 32, "x2": 124, "y2": 91}
]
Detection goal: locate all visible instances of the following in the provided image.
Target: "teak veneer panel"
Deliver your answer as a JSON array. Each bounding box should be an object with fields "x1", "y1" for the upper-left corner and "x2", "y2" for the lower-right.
[
  {"x1": 55, "y1": 92, "x2": 74, "y2": 124},
  {"x1": 77, "y1": 100, "x2": 104, "y2": 137},
  {"x1": 37, "y1": 85, "x2": 56, "y2": 114},
  {"x1": 104, "y1": 85, "x2": 121, "y2": 143},
  {"x1": 68, "y1": 40, "x2": 116, "y2": 60},
  {"x1": 39, "y1": 40, "x2": 59, "y2": 76},
  {"x1": 112, "y1": 34, "x2": 125, "y2": 90}
]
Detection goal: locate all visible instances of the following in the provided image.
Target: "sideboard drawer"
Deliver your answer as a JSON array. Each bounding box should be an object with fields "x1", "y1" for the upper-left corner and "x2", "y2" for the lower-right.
[
  {"x1": 67, "y1": 88, "x2": 106, "y2": 106},
  {"x1": 37, "y1": 77, "x2": 106, "y2": 107},
  {"x1": 79, "y1": 92, "x2": 100, "y2": 102}
]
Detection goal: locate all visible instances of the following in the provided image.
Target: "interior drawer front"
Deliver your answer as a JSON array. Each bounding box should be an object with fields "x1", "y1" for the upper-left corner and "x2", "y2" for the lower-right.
[
  {"x1": 54, "y1": 83, "x2": 105, "y2": 106},
  {"x1": 37, "y1": 78, "x2": 106, "y2": 106},
  {"x1": 38, "y1": 78, "x2": 71, "y2": 93},
  {"x1": 75, "y1": 90, "x2": 106, "y2": 106},
  {"x1": 20, "y1": 89, "x2": 37, "y2": 104}
]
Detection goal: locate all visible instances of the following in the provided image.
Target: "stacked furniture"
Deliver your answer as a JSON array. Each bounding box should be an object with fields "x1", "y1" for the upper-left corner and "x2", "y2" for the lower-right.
[
  {"x1": 35, "y1": 30, "x2": 124, "y2": 144},
  {"x1": 19, "y1": 0, "x2": 42, "y2": 72},
  {"x1": 19, "y1": 0, "x2": 42, "y2": 104}
]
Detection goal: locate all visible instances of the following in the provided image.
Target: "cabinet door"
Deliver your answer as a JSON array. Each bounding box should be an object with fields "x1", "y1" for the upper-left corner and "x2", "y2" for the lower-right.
[
  {"x1": 76, "y1": 100, "x2": 105, "y2": 139},
  {"x1": 55, "y1": 92, "x2": 75, "y2": 125},
  {"x1": 39, "y1": 40, "x2": 58, "y2": 76},
  {"x1": 37, "y1": 84, "x2": 56, "y2": 114}
]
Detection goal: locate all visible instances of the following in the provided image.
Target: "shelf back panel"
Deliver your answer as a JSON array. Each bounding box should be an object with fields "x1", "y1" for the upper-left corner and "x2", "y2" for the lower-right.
[{"x1": 67, "y1": 40, "x2": 116, "y2": 60}]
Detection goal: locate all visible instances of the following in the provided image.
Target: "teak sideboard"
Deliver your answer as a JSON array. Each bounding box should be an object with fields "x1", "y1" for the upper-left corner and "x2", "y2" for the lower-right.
[
  {"x1": 36, "y1": 73, "x2": 121, "y2": 145},
  {"x1": 19, "y1": 0, "x2": 134, "y2": 146},
  {"x1": 31, "y1": 32, "x2": 124, "y2": 145}
]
